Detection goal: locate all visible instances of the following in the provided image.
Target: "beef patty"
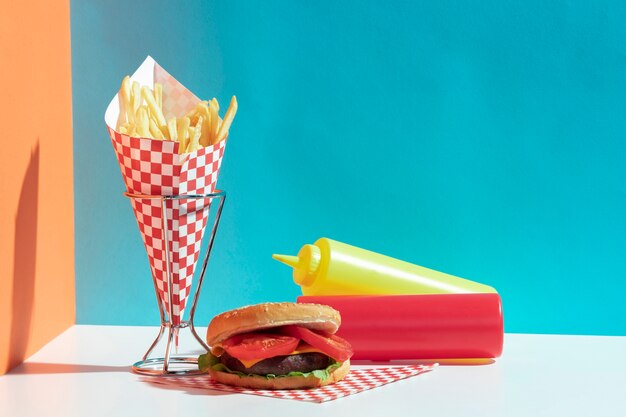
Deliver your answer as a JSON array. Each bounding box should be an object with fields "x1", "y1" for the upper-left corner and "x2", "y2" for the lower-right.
[{"x1": 220, "y1": 351, "x2": 331, "y2": 375}]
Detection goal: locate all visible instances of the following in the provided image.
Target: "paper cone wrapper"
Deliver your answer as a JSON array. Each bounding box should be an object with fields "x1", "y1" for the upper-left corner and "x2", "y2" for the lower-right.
[{"x1": 105, "y1": 56, "x2": 226, "y2": 325}]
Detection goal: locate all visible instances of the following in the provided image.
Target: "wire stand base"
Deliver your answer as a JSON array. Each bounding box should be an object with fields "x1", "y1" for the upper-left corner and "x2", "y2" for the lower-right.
[
  {"x1": 125, "y1": 191, "x2": 226, "y2": 376},
  {"x1": 131, "y1": 321, "x2": 210, "y2": 376}
]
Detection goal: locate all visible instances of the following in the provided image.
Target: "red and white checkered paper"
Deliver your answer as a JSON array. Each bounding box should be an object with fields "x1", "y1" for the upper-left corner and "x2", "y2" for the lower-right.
[
  {"x1": 105, "y1": 56, "x2": 226, "y2": 325},
  {"x1": 143, "y1": 364, "x2": 436, "y2": 403}
]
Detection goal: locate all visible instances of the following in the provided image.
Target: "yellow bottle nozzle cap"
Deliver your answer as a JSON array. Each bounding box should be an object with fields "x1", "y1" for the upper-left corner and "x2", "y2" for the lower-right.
[
  {"x1": 273, "y1": 244, "x2": 321, "y2": 287},
  {"x1": 272, "y1": 254, "x2": 300, "y2": 268}
]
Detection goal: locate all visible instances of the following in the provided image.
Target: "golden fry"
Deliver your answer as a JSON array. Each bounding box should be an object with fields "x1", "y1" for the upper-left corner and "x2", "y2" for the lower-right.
[
  {"x1": 198, "y1": 102, "x2": 212, "y2": 147},
  {"x1": 187, "y1": 101, "x2": 208, "y2": 126},
  {"x1": 117, "y1": 76, "x2": 133, "y2": 128},
  {"x1": 186, "y1": 126, "x2": 197, "y2": 153},
  {"x1": 149, "y1": 118, "x2": 164, "y2": 139},
  {"x1": 136, "y1": 106, "x2": 150, "y2": 137},
  {"x1": 150, "y1": 113, "x2": 169, "y2": 139},
  {"x1": 177, "y1": 116, "x2": 190, "y2": 153},
  {"x1": 216, "y1": 96, "x2": 238, "y2": 143},
  {"x1": 131, "y1": 81, "x2": 141, "y2": 116},
  {"x1": 142, "y1": 86, "x2": 166, "y2": 127},
  {"x1": 191, "y1": 116, "x2": 203, "y2": 148},
  {"x1": 208, "y1": 99, "x2": 220, "y2": 144},
  {"x1": 167, "y1": 117, "x2": 177, "y2": 142},
  {"x1": 121, "y1": 122, "x2": 137, "y2": 136},
  {"x1": 186, "y1": 117, "x2": 202, "y2": 153},
  {"x1": 121, "y1": 76, "x2": 131, "y2": 106}
]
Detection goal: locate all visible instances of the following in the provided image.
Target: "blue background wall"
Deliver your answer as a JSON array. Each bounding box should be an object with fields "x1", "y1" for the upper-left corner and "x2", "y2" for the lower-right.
[{"x1": 71, "y1": 0, "x2": 626, "y2": 334}]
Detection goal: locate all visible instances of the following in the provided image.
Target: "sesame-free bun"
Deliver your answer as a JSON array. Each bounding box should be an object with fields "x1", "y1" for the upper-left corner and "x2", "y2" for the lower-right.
[
  {"x1": 206, "y1": 302, "x2": 341, "y2": 346},
  {"x1": 208, "y1": 359, "x2": 350, "y2": 390}
]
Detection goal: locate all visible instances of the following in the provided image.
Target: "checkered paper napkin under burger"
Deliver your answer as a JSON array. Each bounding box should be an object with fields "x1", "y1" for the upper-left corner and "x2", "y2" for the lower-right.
[
  {"x1": 104, "y1": 56, "x2": 227, "y2": 325},
  {"x1": 144, "y1": 364, "x2": 437, "y2": 403}
]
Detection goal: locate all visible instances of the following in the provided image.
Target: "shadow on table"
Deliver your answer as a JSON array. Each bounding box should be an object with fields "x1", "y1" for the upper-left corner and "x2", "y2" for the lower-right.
[
  {"x1": 141, "y1": 378, "x2": 235, "y2": 397},
  {"x1": 10, "y1": 362, "x2": 130, "y2": 374}
]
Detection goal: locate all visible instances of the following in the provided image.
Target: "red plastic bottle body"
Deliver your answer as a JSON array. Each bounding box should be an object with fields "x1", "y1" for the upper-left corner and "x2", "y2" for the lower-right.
[{"x1": 297, "y1": 293, "x2": 503, "y2": 360}]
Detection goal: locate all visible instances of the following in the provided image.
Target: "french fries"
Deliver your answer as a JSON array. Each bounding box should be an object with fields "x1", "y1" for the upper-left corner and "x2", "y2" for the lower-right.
[{"x1": 115, "y1": 77, "x2": 237, "y2": 154}]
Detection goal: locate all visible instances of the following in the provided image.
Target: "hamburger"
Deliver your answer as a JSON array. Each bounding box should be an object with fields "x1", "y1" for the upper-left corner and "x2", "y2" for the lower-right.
[{"x1": 199, "y1": 302, "x2": 354, "y2": 389}]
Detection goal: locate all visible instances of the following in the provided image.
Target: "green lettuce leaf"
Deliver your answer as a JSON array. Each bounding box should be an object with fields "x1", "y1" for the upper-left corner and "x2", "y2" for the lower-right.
[
  {"x1": 198, "y1": 352, "x2": 342, "y2": 381},
  {"x1": 198, "y1": 352, "x2": 219, "y2": 371}
]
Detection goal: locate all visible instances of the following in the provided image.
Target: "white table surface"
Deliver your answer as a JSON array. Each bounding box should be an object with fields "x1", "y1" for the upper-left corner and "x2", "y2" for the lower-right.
[{"x1": 1, "y1": 325, "x2": 625, "y2": 417}]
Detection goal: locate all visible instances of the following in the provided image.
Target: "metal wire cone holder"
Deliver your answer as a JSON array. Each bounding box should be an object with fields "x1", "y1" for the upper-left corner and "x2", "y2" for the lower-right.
[{"x1": 124, "y1": 190, "x2": 226, "y2": 376}]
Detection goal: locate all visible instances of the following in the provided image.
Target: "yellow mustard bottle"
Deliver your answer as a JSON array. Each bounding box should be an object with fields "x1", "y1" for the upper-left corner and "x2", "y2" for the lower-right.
[{"x1": 273, "y1": 238, "x2": 496, "y2": 296}]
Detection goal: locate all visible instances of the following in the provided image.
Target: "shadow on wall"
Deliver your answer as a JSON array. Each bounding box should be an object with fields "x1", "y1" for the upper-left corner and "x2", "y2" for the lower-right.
[{"x1": 8, "y1": 143, "x2": 39, "y2": 370}]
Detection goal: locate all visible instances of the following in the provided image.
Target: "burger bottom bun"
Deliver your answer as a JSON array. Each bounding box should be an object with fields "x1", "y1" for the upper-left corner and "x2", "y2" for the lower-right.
[{"x1": 208, "y1": 360, "x2": 350, "y2": 390}]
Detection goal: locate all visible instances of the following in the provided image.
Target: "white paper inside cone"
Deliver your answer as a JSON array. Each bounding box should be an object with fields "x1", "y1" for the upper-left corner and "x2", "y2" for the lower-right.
[
  {"x1": 105, "y1": 56, "x2": 154, "y2": 128},
  {"x1": 104, "y1": 56, "x2": 200, "y2": 130}
]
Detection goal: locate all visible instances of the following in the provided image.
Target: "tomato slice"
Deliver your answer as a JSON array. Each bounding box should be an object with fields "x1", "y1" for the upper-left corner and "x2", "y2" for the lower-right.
[
  {"x1": 280, "y1": 326, "x2": 354, "y2": 362},
  {"x1": 221, "y1": 332, "x2": 300, "y2": 361}
]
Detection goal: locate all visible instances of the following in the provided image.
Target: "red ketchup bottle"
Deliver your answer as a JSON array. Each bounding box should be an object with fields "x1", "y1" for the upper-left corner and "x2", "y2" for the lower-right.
[{"x1": 298, "y1": 293, "x2": 503, "y2": 360}]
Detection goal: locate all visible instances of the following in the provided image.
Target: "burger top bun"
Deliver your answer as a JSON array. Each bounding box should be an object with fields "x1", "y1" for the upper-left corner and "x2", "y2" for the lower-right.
[
  {"x1": 207, "y1": 302, "x2": 341, "y2": 346},
  {"x1": 208, "y1": 360, "x2": 350, "y2": 390}
]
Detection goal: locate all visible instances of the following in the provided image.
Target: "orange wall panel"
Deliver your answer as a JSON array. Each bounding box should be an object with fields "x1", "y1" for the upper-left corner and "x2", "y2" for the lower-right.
[{"x1": 0, "y1": 0, "x2": 75, "y2": 374}]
